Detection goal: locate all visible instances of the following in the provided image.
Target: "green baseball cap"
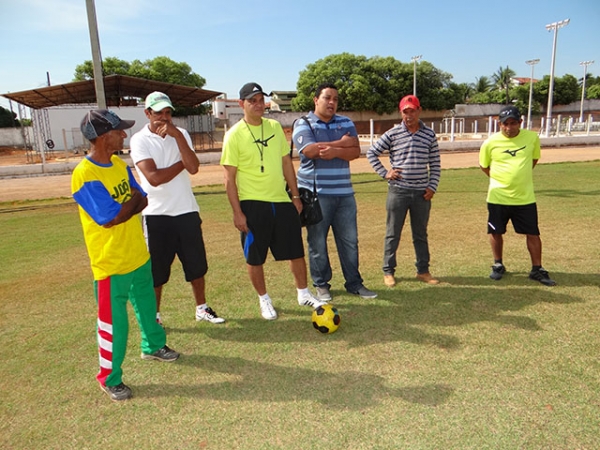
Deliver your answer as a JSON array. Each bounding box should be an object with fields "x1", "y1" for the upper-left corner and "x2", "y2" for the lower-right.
[{"x1": 145, "y1": 91, "x2": 174, "y2": 111}]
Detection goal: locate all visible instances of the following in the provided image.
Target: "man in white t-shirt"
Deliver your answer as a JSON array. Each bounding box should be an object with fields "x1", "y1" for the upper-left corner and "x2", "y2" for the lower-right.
[{"x1": 130, "y1": 92, "x2": 225, "y2": 326}]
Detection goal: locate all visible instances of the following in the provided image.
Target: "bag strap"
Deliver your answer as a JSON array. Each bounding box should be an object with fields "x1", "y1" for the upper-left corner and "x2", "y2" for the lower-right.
[
  {"x1": 291, "y1": 115, "x2": 317, "y2": 193},
  {"x1": 289, "y1": 115, "x2": 314, "y2": 154}
]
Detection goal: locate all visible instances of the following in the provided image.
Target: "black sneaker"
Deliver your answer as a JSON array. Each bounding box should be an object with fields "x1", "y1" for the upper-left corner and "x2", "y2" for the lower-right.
[
  {"x1": 529, "y1": 267, "x2": 557, "y2": 286},
  {"x1": 101, "y1": 382, "x2": 132, "y2": 401},
  {"x1": 489, "y1": 263, "x2": 506, "y2": 280},
  {"x1": 141, "y1": 345, "x2": 180, "y2": 362}
]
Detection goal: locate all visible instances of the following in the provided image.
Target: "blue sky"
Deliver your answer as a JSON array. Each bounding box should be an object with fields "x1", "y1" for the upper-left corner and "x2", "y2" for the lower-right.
[{"x1": 1, "y1": 0, "x2": 599, "y2": 111}]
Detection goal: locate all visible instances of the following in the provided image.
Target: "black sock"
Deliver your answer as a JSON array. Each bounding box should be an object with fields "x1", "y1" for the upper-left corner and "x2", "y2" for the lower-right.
[
  {"x1": 532, "y1": 265, "x2": 541, "y2": 271},
  {"x1": 494, "y1": 259, "x2": 503, "y2": 265}
]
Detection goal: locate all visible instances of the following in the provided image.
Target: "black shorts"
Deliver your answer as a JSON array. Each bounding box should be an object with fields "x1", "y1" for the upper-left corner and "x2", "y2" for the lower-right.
[
  {"x1": 240, "y1": 200, "x2": 304, "y2": 266},
  {"x1": 487, "y1": 203, "x2": 540, "y2": 235},
  {"x1": 144, "y1": 212, "x2": 208, "y2": 286}
]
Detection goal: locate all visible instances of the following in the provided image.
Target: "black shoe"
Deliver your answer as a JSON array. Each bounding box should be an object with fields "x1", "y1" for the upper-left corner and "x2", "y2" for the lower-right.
[
  {"x1": 101, "y1": 382, "x2": 132, "y2": 401},
  {"x1": 529, "y1": 268, "x2": 557, "y2": 286},
  {"x1": 141, "y1": 345, "x2": 180, "y2": 362},
  {"x1": 489, "y1": 263, "x2": 506, "y2": 280}
]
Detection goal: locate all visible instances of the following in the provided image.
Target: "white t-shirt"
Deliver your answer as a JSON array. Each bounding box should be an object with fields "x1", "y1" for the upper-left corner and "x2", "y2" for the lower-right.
[{"x1": 130, "y1": 124, "x2": 199, "y2": 216}]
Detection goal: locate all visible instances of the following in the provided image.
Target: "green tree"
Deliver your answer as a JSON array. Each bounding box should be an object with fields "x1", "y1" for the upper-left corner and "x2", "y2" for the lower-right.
[
  {"x1": 74, "y1": 56, "x2": 206, "y2": 87},
  {"x1": 534, "y1": 74, "x2": 580, "y2": 106},
  {"x1": 292, "y1": 53, "x2": 369, "y2": 111},
  {"x1": 73, "y1": 56, "x2": 131, "y2": 80},
  {"x1": 471, "y1": 76, "x2": 492, "y2": 94},
  {"x1": 0, "y1": 106, "x2": 19, "y2": 128},
  {"x1": 468, "y1": 89, "x2": 506, "y2": 104},
  {"x1": 446, "y1": 82, "x2": 472, "y2": 105},
  {"x1": 415, "y1": 61, "x2": 456, "y2": 110},
  {"x1": 511, "y1": 83, "x2": 542, "y2": 116},
  {"x1": 492, "y1": 66, "x2": 516, "y2": 104},
  {"x1": 584, "y1": 74, "x2": 600, "y2": 99},
  {"x1": 73, "y1": 56, "x2": 208, "y2": 114},
  {"x1": 587, "y1": 84, "x2": 600, "y2": 99},
  {"x1": 292, "y1": 53, "x2": 459, "y2": 113},
  {"x1": 553, "y1": 74, "x2": 579, "y2": 105}
]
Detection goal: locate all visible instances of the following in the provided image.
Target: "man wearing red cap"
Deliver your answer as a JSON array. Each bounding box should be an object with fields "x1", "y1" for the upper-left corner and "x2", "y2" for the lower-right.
[
  {"x1": 72, "y1": 109, "x2": 179, "y2": 402},
  {"x1": 367, "y1": 95, "x2": 441, "y2": 287}
]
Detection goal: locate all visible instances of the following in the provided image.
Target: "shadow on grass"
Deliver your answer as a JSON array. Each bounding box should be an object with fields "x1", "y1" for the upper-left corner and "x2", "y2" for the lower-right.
[
  {"x1": 137, "y1": 355, "x2": 454, "y2": 408},
  {"x1": 536, "y1": 188, "x2": 600, "y2": 198},
  {"x1": 440, "y1": 272, "x2": 599, "y2": 287},
  {"x1": 169, "y1": 282, "x2": 581, "y2": 351}
]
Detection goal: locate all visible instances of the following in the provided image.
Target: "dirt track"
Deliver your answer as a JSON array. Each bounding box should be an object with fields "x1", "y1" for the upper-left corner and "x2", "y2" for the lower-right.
[{"x1": 1, "y1": 147, "x2": 599, "y2": 202}]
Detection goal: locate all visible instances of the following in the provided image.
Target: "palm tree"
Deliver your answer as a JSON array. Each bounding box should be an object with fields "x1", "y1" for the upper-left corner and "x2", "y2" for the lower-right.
[
  {"x1": 471, "y1": 76, "x2": 492, "y2": 94},
  {"x1": 492, "y1": 66, "x2": 516, "y2": 104}
]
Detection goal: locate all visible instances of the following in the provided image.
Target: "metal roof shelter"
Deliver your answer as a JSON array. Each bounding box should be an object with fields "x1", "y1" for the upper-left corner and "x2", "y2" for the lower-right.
[
  {"x1": 1, "y1": 75, "x2": 222, "y2": 167},
  {"x1": 2, "y1": 74, "x2": 222, "y2": 109}
]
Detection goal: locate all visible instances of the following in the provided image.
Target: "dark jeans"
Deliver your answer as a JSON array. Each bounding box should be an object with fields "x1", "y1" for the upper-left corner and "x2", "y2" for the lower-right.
[
  {"x1": 383, "y1": 186, "x2": 431, "y2": 275},
  {"x1": 306, "y1": 195, "x2": 363, "y2": 292}
]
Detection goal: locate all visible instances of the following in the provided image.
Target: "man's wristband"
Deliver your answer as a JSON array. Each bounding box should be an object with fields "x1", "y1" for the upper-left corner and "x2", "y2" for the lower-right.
[{"x1": 292, "y1": 195, "x2": 301, "y2": 199}]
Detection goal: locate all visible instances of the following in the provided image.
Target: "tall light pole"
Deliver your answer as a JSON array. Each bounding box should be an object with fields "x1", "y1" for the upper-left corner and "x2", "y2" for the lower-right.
[
  {"x1": 525, "y1": 59, "x2": 540, "y2": 130},
  {"x1": 579, "y1": 60, "x2": 594, "y2": 122},
  {"x1": 85, "y1": 0, "x2": 106, "y2": 109},
  {"x1": 411, "y1": 55, "x2": 422, "y2": 97},
  {"x1": 544, "y1": 19, "x2": 569, "y2": 138}
]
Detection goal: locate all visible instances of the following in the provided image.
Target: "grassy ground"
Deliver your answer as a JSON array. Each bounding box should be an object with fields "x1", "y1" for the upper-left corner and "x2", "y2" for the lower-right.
[{"x1": 1, "y1": 162, "x2": 599, "y2": 449}]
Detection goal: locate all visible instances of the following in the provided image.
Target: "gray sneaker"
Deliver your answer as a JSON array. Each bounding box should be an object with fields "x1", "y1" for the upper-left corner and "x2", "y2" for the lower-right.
[
  {"x1": 141, "y1": 345, "x2": 180, "y2": 362},
  {"x1": 315, "y1": 286, "x2": 332, "y2": 301},
  {"x1": 101, "y1": 382, "x2": 132, "y2": 401},
  {"x1": 351, "y1": 285, "x2": 378, "y2": 299},
  {"x1": 490, "y1": 263, "x2": 506, "y2": 281},
  {"x1": 529, "y1": 267, "x2": 557, "y2": 286}
]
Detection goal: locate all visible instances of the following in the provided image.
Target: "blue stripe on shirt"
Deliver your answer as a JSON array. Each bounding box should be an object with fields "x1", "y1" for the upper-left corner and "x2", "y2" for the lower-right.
[{"x1": 293, "y1": 111, "x2": 357, "y2": 196}]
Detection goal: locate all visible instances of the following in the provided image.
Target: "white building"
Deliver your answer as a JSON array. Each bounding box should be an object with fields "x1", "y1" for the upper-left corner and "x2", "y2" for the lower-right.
[{"x1": 213, "y1": 98, "x2": 242, "y2": 120}]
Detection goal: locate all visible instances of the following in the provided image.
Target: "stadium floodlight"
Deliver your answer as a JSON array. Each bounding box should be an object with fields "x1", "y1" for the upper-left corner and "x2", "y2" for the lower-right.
[
  {"x1": 525, "y1": 59, "x2": 540, "y2": 130},
  {"x1": 544, "y1": 19, "x2": 570, "y2": 138},
  {"x1": 411, "y1": 55, "x2": 422, "y2": 97},
  {"x1": 579, "y1": 60, "x2": 594, "y2": 122}
]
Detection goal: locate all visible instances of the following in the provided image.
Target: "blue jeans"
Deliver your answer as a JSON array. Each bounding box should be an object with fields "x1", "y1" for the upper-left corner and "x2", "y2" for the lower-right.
[
  {"x1": 306, "y1": 195, "x2": 363, "y2": 292},
  {"x1": 383, "y1": 186, "x2": 432, "y2": 275}
]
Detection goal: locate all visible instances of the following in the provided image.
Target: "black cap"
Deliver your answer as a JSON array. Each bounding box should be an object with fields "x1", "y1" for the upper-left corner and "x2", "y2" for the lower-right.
[
  {"x1": 499, "y1": 105, "x2": 521, "y2": 123},
  {"x1": 239, "y1": 82, "x2": 270, "y2": 100},
  {"x1": 80, "y1": 109, "x2": 135, "y2": 140}
]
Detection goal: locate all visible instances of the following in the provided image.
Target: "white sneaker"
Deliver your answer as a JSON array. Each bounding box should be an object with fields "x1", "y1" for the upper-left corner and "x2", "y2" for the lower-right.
[
  {"x1": 259, "y1": 297, "x2": 278, "y2": 320},
  {"x1": 196, "y1": 306, "x2": 225, "y2": 324},
  {"x1": 298, "y1": 291, "x2": 327, "y2": 309}
]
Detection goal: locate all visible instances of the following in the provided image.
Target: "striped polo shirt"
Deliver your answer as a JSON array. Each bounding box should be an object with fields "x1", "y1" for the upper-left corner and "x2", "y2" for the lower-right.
[
  {"x1": 367, "y1": 120, "x2": 441, "y2": 192},
  {"x1": 293, "y1": 111, "x2": 357, "y2": 196}
]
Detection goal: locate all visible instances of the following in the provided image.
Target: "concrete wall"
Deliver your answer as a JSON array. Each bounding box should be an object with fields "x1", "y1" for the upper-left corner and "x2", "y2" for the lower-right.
[
  {"x1": 0, "y1": 126, "x2": 33, "y2": 148},
  {"x1": 43, "y1": 106, "x2": 148, "y2": 151}
]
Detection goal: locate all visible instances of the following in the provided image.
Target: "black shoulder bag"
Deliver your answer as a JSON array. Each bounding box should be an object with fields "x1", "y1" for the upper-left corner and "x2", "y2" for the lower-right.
[{"x1": 290, "y1": 116, "x2": 323, "y2": 227}]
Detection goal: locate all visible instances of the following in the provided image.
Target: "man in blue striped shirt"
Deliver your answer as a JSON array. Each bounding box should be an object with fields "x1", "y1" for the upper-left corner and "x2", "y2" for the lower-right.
[
  {"x1": 293, "y1": 83, "x2": 377, "y2": 301},
  {"x1": 367, "y1": 95, "x2": 441, "y2": 287}
]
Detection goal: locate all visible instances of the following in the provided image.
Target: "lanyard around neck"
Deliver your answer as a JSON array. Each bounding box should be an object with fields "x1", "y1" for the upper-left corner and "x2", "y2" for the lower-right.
[{"x1": 243, "y1": 119, "x2": 274, "y2": 173}]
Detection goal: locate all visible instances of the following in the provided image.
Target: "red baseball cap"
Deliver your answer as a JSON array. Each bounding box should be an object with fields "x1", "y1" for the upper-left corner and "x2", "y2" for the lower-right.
[{"x1": 399, "y1": 95, "x2": 421, "y2": 111}]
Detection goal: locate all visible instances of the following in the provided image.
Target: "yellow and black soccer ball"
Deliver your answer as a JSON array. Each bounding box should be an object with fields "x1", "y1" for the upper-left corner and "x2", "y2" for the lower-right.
[{"x1": 312, "y1": 304, "x2": 341, "y2": 334}]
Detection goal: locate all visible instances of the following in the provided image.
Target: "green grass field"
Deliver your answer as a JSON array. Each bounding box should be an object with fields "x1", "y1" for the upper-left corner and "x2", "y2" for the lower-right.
[{"x1": 1, "y1": 162, "x2": 599, "y2": 449}]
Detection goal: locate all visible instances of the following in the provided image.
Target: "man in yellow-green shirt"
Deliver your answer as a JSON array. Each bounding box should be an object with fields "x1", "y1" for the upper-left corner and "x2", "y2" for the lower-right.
[
  {"x1": 479, "y1": 105, "x2": 556, "y2": 286},
  {"x1": 221, "y1": 82, "x2": 325, "y2": 321}
]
